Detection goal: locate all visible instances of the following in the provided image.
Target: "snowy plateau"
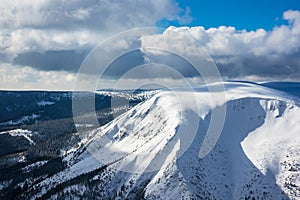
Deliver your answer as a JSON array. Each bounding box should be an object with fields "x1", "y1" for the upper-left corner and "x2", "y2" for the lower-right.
[{"x1": 1, "y1": 82, "x2": 300, "y2": 200}]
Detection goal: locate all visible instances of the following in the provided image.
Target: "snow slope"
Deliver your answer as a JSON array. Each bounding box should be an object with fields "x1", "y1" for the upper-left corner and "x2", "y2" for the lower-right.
[
  {"x1": 0, "y1": 129, "x2": 36, "y2": 145},
  {"x1": 28, "y1": 82, "x2": 300, "y2": 199}
]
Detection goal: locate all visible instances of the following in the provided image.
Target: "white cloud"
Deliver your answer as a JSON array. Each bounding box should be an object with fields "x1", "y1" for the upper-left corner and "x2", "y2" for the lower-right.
[
  {"x1": 0, "y1": 0, "x2": 186, "y2": 57},
  {"x1": 140, "y1": 10, "x2": 300, "y2": 80},
  {"x1": 0, "y1": 0, "x2": 180, "y2": 30},
  {"x1": 160, "y1": 10, "x2": 300, "y2": 58}
]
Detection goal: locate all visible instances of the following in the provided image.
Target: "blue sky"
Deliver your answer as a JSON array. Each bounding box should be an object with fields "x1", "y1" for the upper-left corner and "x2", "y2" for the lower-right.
[{"x1": 158, "y1": 0, "x2": 300, "y2": 30}]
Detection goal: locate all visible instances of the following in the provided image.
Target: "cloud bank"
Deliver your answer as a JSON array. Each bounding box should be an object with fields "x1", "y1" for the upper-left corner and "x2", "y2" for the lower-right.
[
  {"x1": 95, "y1": 10, "x2": 300, "y2": 86},
  {"x1": 140, "y1": 10, "x2": 300, "y2": 81},
  {"x1": 0, "y1": 1, "x2": 299, "y2": 89}
]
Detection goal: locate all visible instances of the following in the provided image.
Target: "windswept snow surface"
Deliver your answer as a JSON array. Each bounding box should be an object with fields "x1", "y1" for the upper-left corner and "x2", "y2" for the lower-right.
[
  {"x1": 21, "y1": 160, "x2": 48, "y2": 173},
  {"x1": 31, "y1": 82, "x2": 300, "y2": 199},
  {"x1": 0, "y1": 129, "x2": 36, "y2": 145},
  {"x1": 0, "y1": 114, "x2": 40, "y2": 126},
  {"x1": 36, "y1": 100, "x2": 55, "y2": 106},
  {"x1": 95, "y1": 90, "x2": 160, "y2": 101}
]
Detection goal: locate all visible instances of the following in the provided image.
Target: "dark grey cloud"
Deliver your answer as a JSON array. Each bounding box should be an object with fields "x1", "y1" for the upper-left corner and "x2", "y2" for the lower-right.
[
  {"x1": 214, "y1": 51, "x2": 300, "y2": 79},
  {"x1": 102, "y1": 50, "x2": 198, "y2": 79},
  {"x1": 103, "y1": 50, "x2": 145, "y2": 78},
  {"x1": 13, "y1": 50, "x2": 89, "y2": 72}
]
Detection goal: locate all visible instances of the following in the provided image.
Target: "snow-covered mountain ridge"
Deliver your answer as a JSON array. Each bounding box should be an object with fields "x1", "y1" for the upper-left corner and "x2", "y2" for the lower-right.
[{"x1": 22, "y1": 82, "x2": 300, "y2": 199}]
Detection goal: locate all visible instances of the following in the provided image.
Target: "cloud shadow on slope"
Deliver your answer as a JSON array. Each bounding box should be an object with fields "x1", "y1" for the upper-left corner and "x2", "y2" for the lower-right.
[{"x1": 176, "y1": 98, "x2": 290, "y2": 199}]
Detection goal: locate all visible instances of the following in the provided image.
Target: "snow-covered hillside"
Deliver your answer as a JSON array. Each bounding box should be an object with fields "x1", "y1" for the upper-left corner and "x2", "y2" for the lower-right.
[{"x1": 23, "y1": 82, "x2": 300, "y2": 199}]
